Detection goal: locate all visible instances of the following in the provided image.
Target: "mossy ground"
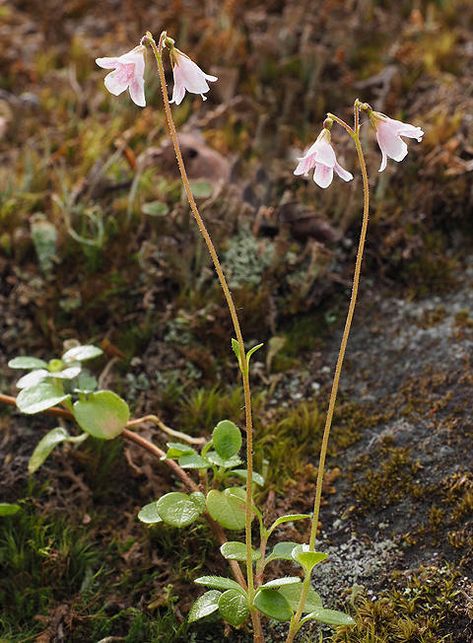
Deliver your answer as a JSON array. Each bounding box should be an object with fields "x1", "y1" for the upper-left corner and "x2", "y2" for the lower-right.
[{"x1": 1, "y1": 0, "x2": 473, "y2": 641}]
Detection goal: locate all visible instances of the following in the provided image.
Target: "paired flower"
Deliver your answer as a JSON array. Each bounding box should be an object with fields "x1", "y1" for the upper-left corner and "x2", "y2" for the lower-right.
[
  {"x1": 96, "y1": 45, "x2": 146, "y2": 107},
  {"x1": 294, "y1": 128, "x2": 353, "y2": 189},
  {"x1": 96, "y1": 39, "x2": 217, "y2": 108},
  {"x1": 168, "y1": 48, "x2": 218, "y2": 106},
  {"x1": 369, "y1": 112, "x2": 424, "y2": 172}
]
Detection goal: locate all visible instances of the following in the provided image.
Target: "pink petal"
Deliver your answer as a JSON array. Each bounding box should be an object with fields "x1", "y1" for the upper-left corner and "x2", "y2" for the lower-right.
[
  {"x1": 314, "y1": 162, "x2": 334, "y2": 188},
  {"x1": 129, "y1": 77, "x2": 146, "y2": 107},
  {"x1": 376, "y1": 123, "x2": 408, "y2": 162},
  {"x1": 96, "y1": 56, "x2": 119, "y2": 70},
  {"x1": 334, "y1": 161, "x2": 353, "y2": 182},
  {"x1": 170, "y1": 67, "x2": 186, "y2": 105},
  {"x1": 378, "y1": 149, "x2": 388, "y2": 173},
  {"x1": 104, "y1": 70, "x2": 129, "y2": 96},
  {"x1": 294, "y1": 153, "x2": 316, "y2": 176},
  {"x1": 313, "y1": 139, "x2": 336, "y2": 168},
  {"x1": 118, "y1": 47, "x2": 146, "y2": 79}
]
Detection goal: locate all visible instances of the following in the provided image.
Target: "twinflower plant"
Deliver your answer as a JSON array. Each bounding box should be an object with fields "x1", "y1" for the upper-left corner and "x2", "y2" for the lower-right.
[{"x1": 2, "y1": 29, "x2": 423, "y2": 643}]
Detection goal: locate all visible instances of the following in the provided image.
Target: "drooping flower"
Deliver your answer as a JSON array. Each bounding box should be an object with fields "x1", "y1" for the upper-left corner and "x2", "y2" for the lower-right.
[
  {"x1": 96, "y1": 45, "x2": 146, "y2": 107},
  {"x1": 369, "y1": 112, "x2": 424, "y2": 172},
  {"x1": 169, "y1": 48, "x2": 218, "y2": 106},
  {"x1": 294, "y1": 128, "x2": 353, "y2": 189}
]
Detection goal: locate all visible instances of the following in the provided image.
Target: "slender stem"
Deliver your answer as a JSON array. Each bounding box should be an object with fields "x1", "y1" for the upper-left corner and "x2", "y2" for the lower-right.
[
  {"x1": 0, "y1": 392, "x2": 247, "y2": 588},
  {"x1": 145, "y1": 32, "x2": 260, "y2": 639},
  {"x1": 127, "y1": 414, "x2": 205, "y2": 445},
  {"x1": 285, "y1": 130, "x2": 370, "y2": 643}
]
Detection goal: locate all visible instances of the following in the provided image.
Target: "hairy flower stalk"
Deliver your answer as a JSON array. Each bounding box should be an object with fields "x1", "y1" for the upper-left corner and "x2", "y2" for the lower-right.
[
  {"x1": 286, "y1": 102, "x2": 370, "y2": 642},
  {"x1": 142, "y1": 32, "x2": 263, "y2": 642}
]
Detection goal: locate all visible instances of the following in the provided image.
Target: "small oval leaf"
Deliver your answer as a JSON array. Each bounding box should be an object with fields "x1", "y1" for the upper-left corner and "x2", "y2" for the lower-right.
[
  {"x1": 301, "y1": 607, "x2": 355, "y2": 627},
  {"x1": 188, "y1": 590, "x2": 221, "y2": 623},
  {"x1": 195, "y1": 576, "x2": 245, "y2": 593},
  {"x1": 206, "y1": 451, "x2": 242, "y2": 469},
  {"x1": 212, "y1": 420, "x2": 242, "y2": 460},
  {"x1": 265, "y1": 541, "x2": 299, "y2": 565},
  {"x1": 62, "y1": 345, "x2": 103, "y2": 363},
  {"x1": 218, "y1": 589, "x2": 249, "y2": 627},
  {"x1": 231, "y1": 469, "x2": 265, "y2": 487},
  {"x1": 220, "y1": 541, "x2": 260, "y2": 562},
  {"x1": 16, "y1": 381, "x2": 69, "y2": 415},
  {"x1": 73, "y1": 391, "x2": 129, "y2": 440},
  {"x1": 206, "y1": 489, "x2": 247, "y2": 531},
  {"x1": 253, "y1": 589, "x2": 293, "y2": 622},
  {"x1": 8, "y1": 356, "x2": 48, "y2": 369},
  {"x1": 16, "y1": 369, "x2": 49, "y2": 390},
  {"x1": 0, "y1": 503, "x2": 21, "y2": 516},
  {"x1": 267, "y1": 513, "x2": 311, "y2": 536},
  {"x1": 278, "y1": 583, "x2": 322, "y2": 613},
  {"x1": 178, "y1": 454, "x2": 210, "y2": 469},
  {"x1": 138, "y1": 502, "x2": 163, "y2": 524},
  {"x1": 292, "y1": 545, "x2": 328, "y2": 572},
  {"x1": 28, "y1": 427, "x2": 70, "y2": 474},
  {"x1": 261, "y1": 577, "x2": 301, "y2": 589},
  {"x1": 156, "y1": 492, "x2": 203, "y2": 528}
]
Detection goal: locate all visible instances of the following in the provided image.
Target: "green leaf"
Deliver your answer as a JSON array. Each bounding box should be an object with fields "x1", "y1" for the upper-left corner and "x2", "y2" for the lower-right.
[
  {"x1": 74, "y1": 371, "x2": 98, "y2": 393},
  {"x1": 246, "y1": 342, "x2": 264, "y2": 367},
  {"x1": 292, "y1": 545, "x2": 328, "y2": 572},
  {"x1": 261, "y1": 576, "x2": 301, "y2": 589},
  {"x1": 138, "y1": 502, "x2": 163, "y2": 524},
  {"x1": 253, "y1": 589, "x2": 293, "y2": 622},
  {"x1": 156, "y1": 492, "x2": 203, "y2": 528},
  {"x1": 212, "y1": 420, "x2": 242, "y2": 460},
  {"x1": 265, "y1": 541, "x2": 299, "y2": 565},
  {"x1": 231, "y1": 338, "x2": 243, "y2": 370},
  {"x1": 28, "y1": 427, "x2": 70, "y2": 474},
  {"x1": 206, "y1": 489, "x2": 249, "y2": 530},
  {"x1": 195, "y1": 576, "x2": 245, "y2": 593},
  {"x1": 73, "y1": 391, "x2": 129, "y2": 440},
  {"x1": 48, "y1": 366, "x2": 81, "y2": 380},
  {"x1": 142, "y1": 201, "x2": 170, "y2": 217},
  {"x1": 16, "y1": 369, "x2": 48, "y2": 389},
  {"x1": 218, "y1": 589, "x2": 249, "y2": 627},
  {"x1": 278, "y1": 583, "x2": 322, "y2": 613},
  {"x1": 206, "y1": 451, "x2": 242, "y2": 469},
  {"x1": 8, "y1": 356, "x2": 48, "y2": 369},
  {"x1": 16, "y1": 380, "x2": 70, "y2": 415},
  {"x1": 0, "y1": 503, "x2": 21, "y2": 516},
  {"x1": 190, "y1": 180, "x2": 213, "y2": 198},
  {"x1": 62, "y1": 345, "x2": 103, "y2": 363},
  {"x1": 188, "y1": 590, "x2": 221, "y2": 623},
  {"x1": 220, "y1": 541, "x2": 261, "y2": 562},
  {"x1": 231, "y1": 469, "x2": 265, "y2": 487},
  {"x1": 301, "y1": 608, "x2": 355, "y2": 627},
  {"x1": 178, "y1": 454, "x2": 210, "y2": 469},
  {"x1": 165, "y1": 442, "x2": 196, "y2": 459},
  {"x1": 189, "y1": 492, "x2": 206, "y2": 513},
  {"x1": 267, "y1": 513, "x2": 311, "y2": 536}
]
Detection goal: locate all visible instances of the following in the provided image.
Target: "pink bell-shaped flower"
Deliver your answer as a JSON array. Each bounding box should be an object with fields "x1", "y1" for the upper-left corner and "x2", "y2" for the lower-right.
[
  {"x1": 96, "y1": 45, "x2": 146, "y2": 107},
  {"x1": 169, "y1": 48, "x2": 218, "y2": 106},
  {"x1": 294, "y1": 128, "x2": 353, "y2": 189},
  {"x1": 370, "y1": 112, "x2": 424, "y2": 172}
]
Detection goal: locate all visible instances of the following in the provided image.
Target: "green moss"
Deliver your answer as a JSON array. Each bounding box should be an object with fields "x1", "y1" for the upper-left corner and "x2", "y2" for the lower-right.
[
  {"x1": 330, "y1": 564, "x2": 463, "y2": 643},
  {"x1": 0, "y1": 508, "x2": 98, "y2": 634}
]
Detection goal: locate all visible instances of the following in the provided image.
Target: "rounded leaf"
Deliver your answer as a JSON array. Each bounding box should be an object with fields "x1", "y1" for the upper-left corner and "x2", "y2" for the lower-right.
[
  {"x1": 156, "y1": 492, "x2": 203, "y2": 528},
  {"x1": 206, "y1": 489, "x2": 247, "y2": 531},
  {"x1": 220, "y1": 541, "x2": 260, "y2": 562},
  {"x1": 178, "y1": 454, "x2": 210, "y2": 469},
  {"x1": 0, "y1": 503, "x2": 21, "y2": 516},
  {"x1": 188, "y1": 590, "x2": 221, "y2": 623},
  {"x1": 16, "y1": 381, "x2": 70, "y2": 415},
  {"x1": 265, "y1": 541, "x2": 299, "y2": 565},
  {"x1": 73, "y1": 391, "x2": 129, "y2": 440},
  {"x1": 138, "y1": 502, "x2": 163, "y2": 524},
  {"x1": 195, "y1": 576, "x2": 245, "y2": 593},
  {"x1": 142, "y1": 201, "x2": 170, "y2": 217},
  {"x1": 8, "y1": 356, "x2": 48, "y2": 369},
  {"x1": 28, "y1": 427, "x2": 70, "y2": 474},
  {"x1": 206, "y1": 451, "x2": 242, "y2": 469},
  {"x1": 253, "y1": 589, "x2": 293, "y2": 622},
  {"x1": 212, "y1": 420, "x2": 242, "y2": 460},
  {"x1": 50, "y1": 366, "x2": 82, "y2": 380},
  {"x1": 261, "y1": 576, "x2": 301, "y2": 589},
  {"x1": 218, "y1": 589, "x2": 249, "y2": 627},
  {"x1": 16, "y1": 369, "x2": 49, "y2": 390},
  {"x1": 302, "y1": 607, "x2": 355, "y2": 627},
  {"x1": 62, "y1": 345, "x2": 103, "y2": 363},
  {"x1": 292, "y1": 545, "x2": 328, "y2": 572},
  {"x1": 278, "y1": 583, "x2": 322, "y2": 613}
]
